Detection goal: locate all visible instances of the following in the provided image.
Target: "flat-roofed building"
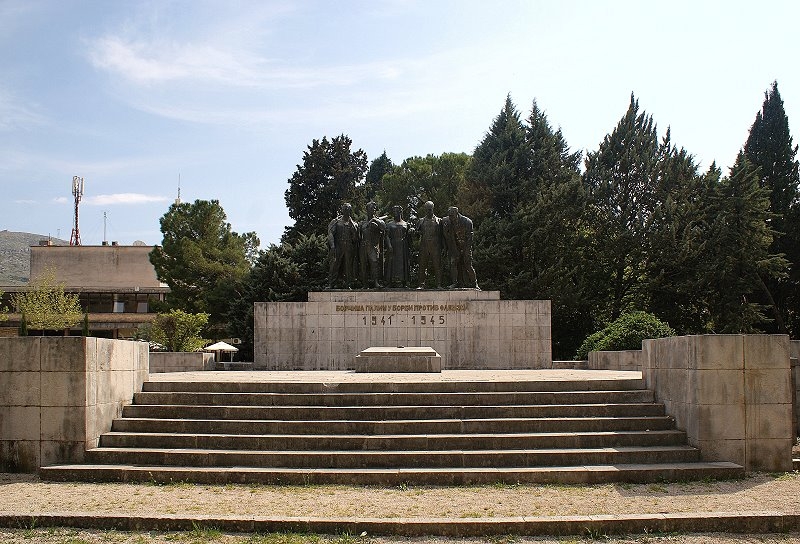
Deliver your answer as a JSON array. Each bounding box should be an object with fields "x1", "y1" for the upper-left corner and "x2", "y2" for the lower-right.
[{"x1": 1, "y1": 242, "x2": 168, "y2": 338}]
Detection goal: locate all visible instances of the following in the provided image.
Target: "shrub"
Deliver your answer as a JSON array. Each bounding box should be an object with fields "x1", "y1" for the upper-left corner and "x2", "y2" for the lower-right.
[{"x1": 575, "y1": 311, "x2": 675, "y2": 360}]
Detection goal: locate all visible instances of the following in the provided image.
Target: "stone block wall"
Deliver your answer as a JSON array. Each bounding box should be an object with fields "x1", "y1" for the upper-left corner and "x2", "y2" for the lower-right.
[
  {"x1": 254, "y1": 291, "x2": 551, "y2": 370},
  {"x1": 0, "y1": 337, "x2": 147, "y2": 472},
  {"x1": 149, "y1": 352, "x2": 214, "y2": 373},
  {"x1": 641, "y1": 334, "x2": 792, "y2": 472},
  {"x1": 587, "y1": 349, "x2": 644, "y2": 371}
]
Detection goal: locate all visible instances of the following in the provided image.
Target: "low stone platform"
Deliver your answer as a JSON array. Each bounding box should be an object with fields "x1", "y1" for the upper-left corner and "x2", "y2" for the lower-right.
[{"x1": 355, "y1": 347, "x2": 442, "y2": 373}]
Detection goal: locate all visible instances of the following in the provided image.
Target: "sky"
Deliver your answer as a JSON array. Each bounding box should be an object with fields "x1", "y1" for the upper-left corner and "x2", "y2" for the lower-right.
[{"x1": 1, "y1": 0, "x2": 798, "y2": 248}]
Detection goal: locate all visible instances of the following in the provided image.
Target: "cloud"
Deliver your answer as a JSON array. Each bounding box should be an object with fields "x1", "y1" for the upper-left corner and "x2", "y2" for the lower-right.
[
  {"x1": 85, "y1": 193, "x2": 170, "y2": 206},
  {"x1": 88, "y1": 34, "x2": 408, "y2": 89},
  {"x1": 53, "y1": 196, "x2": 69, "y2": 204}
]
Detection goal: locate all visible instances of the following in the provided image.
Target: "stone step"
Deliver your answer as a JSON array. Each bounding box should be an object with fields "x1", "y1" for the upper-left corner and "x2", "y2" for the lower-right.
[
  {"x1": 132, "y1": 389, "x2": 655, "y2": 407},
  {"x1": 39, "y1": 461, "x2": 745, "y2": 485},
  {"x1": 209, "y1": 362, "x2": 254, "y2": 371},
  {"x1": 84, "y1": 445, "x2": 702, "y2": 468},
  {"x1": 141, "y1": 378, "x2": 644, "y2": 394},
  {"x1": 122, "y1": 402, "x2": 667, "y2": 420},
  {"x1": 98, "y1": 430, "x2": 688, "y2": 451},
  {"x1": 111, "y1": 415, "x2": 676, "y2": 435}
]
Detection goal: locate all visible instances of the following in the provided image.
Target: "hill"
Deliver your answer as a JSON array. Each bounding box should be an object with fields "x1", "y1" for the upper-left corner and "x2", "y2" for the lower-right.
[{"x1": 0, "y1": 230, "x2": 69, "y2": 285}]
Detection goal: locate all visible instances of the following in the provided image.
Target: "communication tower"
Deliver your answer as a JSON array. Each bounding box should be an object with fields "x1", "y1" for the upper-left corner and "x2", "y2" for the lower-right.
[{"x1": 70, "y1": 176, "x2": 84, "y2": 246}]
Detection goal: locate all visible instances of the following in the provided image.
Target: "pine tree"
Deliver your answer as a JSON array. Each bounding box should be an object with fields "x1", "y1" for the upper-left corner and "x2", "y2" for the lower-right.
[
  {"x1": 702, "y1": 153, "x2": 787, "y2": 332},
  {"x1": 646, "y1": 152, "x2": 715, "y2": 333},
  {"x1": 583, "y1": 94, "x2": 661, "y2": 321},
  {"x1": 469, "y1": 95, "x2": 530, "y2": 221},
  {"x1": 365, "y1": 151, "x2": 394, "y2": 201},
  {"x1": 149, "y1": 199, "x2": 259, "y2": 328}
]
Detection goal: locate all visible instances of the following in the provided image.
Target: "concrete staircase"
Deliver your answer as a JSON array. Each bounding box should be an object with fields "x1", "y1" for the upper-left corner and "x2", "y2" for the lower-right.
[{"x1": 40, "y1": 376, "x2": 744, "y2": 485}]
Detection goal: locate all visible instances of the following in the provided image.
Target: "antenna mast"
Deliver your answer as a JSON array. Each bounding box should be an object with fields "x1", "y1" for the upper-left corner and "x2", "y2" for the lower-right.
[{"x1": 70, "y1": 176, "x2": 84, "y2": 246}]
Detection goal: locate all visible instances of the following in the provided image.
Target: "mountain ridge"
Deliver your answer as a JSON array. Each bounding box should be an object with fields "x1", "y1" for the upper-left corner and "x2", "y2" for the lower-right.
[{"x1": 0, "y1": 230, "x2": 69, "y2": 286}]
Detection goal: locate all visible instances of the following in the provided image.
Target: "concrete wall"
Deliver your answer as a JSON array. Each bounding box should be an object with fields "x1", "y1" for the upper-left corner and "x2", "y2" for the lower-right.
[
  {"x1": 640, "y1": 334, "x2": 792, "y2": 472},
  {"x1": 0, "y1": 337, "x2": 148, "y2": 472},
  {"x1": 254, "y1": 291, "x2": 551, "y2": 370},
  {"x1": 30, "y1": 245, "x2": 162, "y2": 289},
  {"x1": 149, "y1": 352, "x2": 214, "y2": 373},
  {"x1": 588, "y1": 349, "x2": 644, "y2": 371}
]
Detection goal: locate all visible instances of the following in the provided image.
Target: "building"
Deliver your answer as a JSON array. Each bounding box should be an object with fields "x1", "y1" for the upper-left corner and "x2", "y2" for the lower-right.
[{"x1": 0, "y1": 242, "x2": 168, "y2": 338}]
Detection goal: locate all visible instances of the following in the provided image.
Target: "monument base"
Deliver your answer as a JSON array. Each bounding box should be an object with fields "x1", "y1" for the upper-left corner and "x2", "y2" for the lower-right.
[
  {"x1": 254, "y1": 290, "x2": 551, "y2": 371},
  {"x1": 355, "y1": 346, "x2": 442, "y2": 373}
]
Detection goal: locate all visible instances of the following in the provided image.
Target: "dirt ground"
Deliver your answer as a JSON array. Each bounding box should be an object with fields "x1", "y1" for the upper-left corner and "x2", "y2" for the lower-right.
[
  {"x1": 3, "y1": 471, "x2": 800, "y2": 542},
  {"x1": 2, "y1": 472, "x2": 800, "y2": 519}
]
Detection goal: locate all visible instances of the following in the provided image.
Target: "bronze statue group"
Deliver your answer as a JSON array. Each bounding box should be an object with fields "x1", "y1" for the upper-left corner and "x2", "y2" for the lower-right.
[{"x1": 327, "y1": 201, "x2": 479, "y2": 290}]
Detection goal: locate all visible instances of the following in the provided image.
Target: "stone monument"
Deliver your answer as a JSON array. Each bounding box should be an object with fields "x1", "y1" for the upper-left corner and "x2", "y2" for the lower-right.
[
  {"x1": 327, "y1": 202, "x2": 359, "y2": 289},
  {"x1": 442, "y1": 206, "x2": 478, "y2": 289},
  {"x1": 383, "y1": 205, "x2": 411, "y2": 287},
  {"x1": 359, "y1": 201, "x2": 386, "y2": 288},
  {"x1": 416, "y1": 200, "x2": 443, "y2": 289}
]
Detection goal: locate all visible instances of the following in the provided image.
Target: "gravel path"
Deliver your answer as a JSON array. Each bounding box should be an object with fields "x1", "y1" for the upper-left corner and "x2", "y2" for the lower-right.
[
  {"x1": 3, "y1": 471, "x2": 800, "y2": 542},
  {"x1": 3, "y1": 472, "x2": 800, "y2": 519}
]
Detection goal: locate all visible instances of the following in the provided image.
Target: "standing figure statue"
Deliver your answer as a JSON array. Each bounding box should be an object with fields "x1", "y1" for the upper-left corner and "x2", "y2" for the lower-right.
[
  {"x1": 442, "y1": 206, "x2": 479, "y2": 289},
  {"x1": 359, "y1": 201, "x2": 387, "y2": 288},
  {"x1": 416, "y1": 200, "x2": 442, "y2": 289},
  {"x1": 327, "y1": 202, "x2": 360, "y2": 289},
  {"x1": 384, "y1": 205, "x2": 411, "y2": 287}
]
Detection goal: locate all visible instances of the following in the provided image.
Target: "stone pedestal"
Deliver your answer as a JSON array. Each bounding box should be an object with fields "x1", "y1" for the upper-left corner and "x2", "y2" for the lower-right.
[
  {"x1": 254, "y1": 290, "x2": 551, "y2": 370},
  {"x1": 355, "y1": 346, "x2": 442, "y2": 373}
]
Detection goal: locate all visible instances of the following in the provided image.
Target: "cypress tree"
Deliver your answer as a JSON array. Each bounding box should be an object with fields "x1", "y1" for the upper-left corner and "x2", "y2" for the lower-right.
[{"x1": 743, "y1": 81, "x2": 800, "y2": 333}]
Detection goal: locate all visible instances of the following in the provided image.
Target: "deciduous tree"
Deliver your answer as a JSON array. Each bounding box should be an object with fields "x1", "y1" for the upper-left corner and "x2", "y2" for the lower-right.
[
  {"x1": 143, "y1": 309, "x2": 209, "y2": 352},
  {"x1": 12, "y1": 271, "x2": 82, "y2": 333}
]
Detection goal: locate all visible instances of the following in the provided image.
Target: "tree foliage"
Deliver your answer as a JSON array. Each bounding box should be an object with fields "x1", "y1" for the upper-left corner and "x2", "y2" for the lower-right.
[
  {"x1": 470, "y1": 97, "x2": 591, "y2": 356},
  {"x1": 150, "y1": 199, "x2": 258, "y2": 329},
  {"x1": 227, "y1": 233, "x2": 329, "y2": 360},
  {"x1": 283, "y1": 135, "x2": 368, "y2": 242},
  {"x1": 376, "y1": 153, "x2": 471, "y2": 216},
  {"x1": 12, "y1": 271, "x2": 82, "y2": 332},
  {"x1": 743, "y1": 81, "x2": 800, "y2": 333},
  {"x1": 142, "y1": 309, "x2": 209, "y2": 352},
  {"x1": 218, "y1": 86, "x2": 798, "y2": 361},
  {"x1": 365, "y1": 151, "x2": 394, "y2": 201},
  {"x1": 701, "y1": 153, "x2": 788, "y2": 332},
  {"x1": 583, "y1": 94, "x2": 663, "y2": 322},
  {"x1": 0, "y1": 290, "x2": 7, "y2": 323},
  {"x1": 575, "y1": 311, "x2": 675, "y2": 360}
]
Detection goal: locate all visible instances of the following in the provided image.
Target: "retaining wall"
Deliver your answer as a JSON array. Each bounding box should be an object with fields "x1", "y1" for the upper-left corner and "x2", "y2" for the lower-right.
[
  {"x1": 590, "y1": 335, "x2": 793, "y2": 472},
  {"x1": 0, "y1": 337, "x2": 148, "y2": 472},
  {"x1": 149, "y1": 352, "x2": 214, "y2": 373}
]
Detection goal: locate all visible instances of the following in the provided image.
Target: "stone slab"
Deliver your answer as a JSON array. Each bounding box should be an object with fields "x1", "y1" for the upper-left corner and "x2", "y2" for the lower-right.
[{"x1": 355, "y1": 347, "x2": 442, "y2": 373}]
